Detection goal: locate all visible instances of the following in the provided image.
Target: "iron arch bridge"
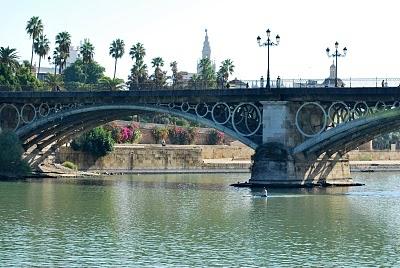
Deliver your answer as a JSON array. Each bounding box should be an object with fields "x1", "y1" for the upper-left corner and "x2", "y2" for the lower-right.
[
  {"x1": 2, "y1": 87, "x2": 400, "y2": 167},
  {"x1": 0, "y1": 100, "x2": 263, "y2": 166}
]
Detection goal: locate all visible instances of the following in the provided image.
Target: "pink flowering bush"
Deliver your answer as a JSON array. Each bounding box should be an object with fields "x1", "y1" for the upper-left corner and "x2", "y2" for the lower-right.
[{"x1": 207, "y1": 130, "x2": 224, "y2": 145}]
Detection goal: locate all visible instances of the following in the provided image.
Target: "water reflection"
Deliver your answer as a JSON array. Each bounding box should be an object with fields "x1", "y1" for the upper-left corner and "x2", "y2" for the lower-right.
[{"x1": 0, "y1": 173, "x2": 399, "y2": 266}]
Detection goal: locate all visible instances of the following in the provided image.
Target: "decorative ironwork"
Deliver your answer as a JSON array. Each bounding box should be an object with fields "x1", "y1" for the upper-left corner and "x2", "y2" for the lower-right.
[{"x1": 295, "y1": 100, "x2": 400, "y2": 138}]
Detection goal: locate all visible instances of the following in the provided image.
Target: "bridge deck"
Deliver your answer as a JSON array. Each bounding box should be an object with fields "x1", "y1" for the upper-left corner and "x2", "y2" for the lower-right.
[{"x1": 1, "y1": 87, "x2": 400, "y2": 104}]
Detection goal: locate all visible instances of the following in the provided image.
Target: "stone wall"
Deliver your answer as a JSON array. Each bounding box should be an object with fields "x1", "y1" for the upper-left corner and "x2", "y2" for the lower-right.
[
  {"x1": 348, "y1": 151, "x2": 400, "y2": 161},
  {"x1": 57, "y1": 144, "x2": 252, "y2": 172}
]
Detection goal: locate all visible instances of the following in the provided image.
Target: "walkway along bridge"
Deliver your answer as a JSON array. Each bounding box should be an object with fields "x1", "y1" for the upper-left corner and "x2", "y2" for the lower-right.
[{"x1": 2, "y1": 84, "x2": 400, "y2": 186}]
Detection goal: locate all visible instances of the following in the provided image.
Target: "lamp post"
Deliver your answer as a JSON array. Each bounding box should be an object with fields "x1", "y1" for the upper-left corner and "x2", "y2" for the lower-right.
[
  {"x1": 48, "y1": 56, "x2": 57, "y2": 75},
  {"x1": 326, "y1": 41, "x2": 347, "y2": 87},
  {"x1": 257, "y1": 29, "x2": 280, "y2": 89}
]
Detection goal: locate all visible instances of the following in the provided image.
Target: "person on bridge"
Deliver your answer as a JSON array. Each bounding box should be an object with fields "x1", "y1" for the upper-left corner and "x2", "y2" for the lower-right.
[{"x1": 260, "y1": 76, "x2": 264, "y2": 88}]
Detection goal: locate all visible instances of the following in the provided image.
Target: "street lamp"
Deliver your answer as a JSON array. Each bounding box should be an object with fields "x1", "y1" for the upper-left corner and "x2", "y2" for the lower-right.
[
  {"x1": 326, "y1": 41, "x2": 347, "y2": 87},
  {"x1": 48, "y1": 56, "x2": 57, "y2": 75},
  {"x1": 257, "y1": 28, "x2": 280, "y2": 89}
]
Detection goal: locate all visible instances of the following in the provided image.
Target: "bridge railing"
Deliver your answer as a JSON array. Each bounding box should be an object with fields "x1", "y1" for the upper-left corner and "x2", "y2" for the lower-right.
[{"x1": 1, "y1": 78, "x2": 400, "y2": 92}]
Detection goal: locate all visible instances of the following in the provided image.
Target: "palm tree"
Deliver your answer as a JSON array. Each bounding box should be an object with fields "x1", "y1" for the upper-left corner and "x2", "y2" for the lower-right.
[
  {"x1": 128, "y1": 42, "x2": 147, "y2": 89},
  {"x1": 0, "y1": 46, "x2": 20, "y2": 71},
  {"x1": 55, "y1": 31, "x2": 71, "y2": 73},
  {"x1": 129, "y1": 42, "x2": 146, "y2": 61},
  {"x1": 151, "y1": 57, "x2": 164, "y2": 68},
  {"x1": 80, "y1": 38, "x2": 95, "y2": 64},
  {"x1": 99, "y1": 77, "x2": 125, "y2": 91},
  {"x1": 151, "y1": 57, "x2": 165, "y2": 87},
  {"x1": 33, "y1": 34, "x2": 50, "y2": 77},
  {"x1": 109, "y1": 39, "x2": 125, "y2": 79},
  {"x1": 45, "y1": 73, "x2": 64, "y2": 91},
  {"x1": 219, "y1": 59, "x2": 235, "y2": 82},
  {"x1": 26, "y1": 16, "x2": 44, "y2": 68}
]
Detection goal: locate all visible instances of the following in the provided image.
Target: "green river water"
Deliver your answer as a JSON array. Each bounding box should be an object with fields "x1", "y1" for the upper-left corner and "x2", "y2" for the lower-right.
[{"x1": 0, "y1": 172, "x2": 399, "y2": 267}]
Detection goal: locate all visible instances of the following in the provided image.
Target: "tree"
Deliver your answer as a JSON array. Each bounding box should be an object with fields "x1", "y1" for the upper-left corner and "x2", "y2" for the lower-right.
[
  {"x1": 0, "y1": 130, "x2": 31, "y2": 177},
  {"x1": 109, "y1": 39, "x2": 125, "y2": 79},
  {"x1": 0, "y1": 47, "x2": 19, "y2": 72},
  {"x1": 151, "y1": 57, "x2": 166, "y2": 87},
  {"x1": 128, "y1": 42, "x2": 148, "y2": 89},
  {"x1": 55, "y1": 31, "x2": 71, "y2": 73},
  {"x1": 71, "y1": 127, "x2": 115, "y2": 157},
  {"x1": 33, "y1": 34, "x2": 50, "y2": 76},
  {"x1": 63, "y1": 59, "x2": 105, "y2": 84},
  {"x1": 217, "y1": 59, "x2": 235, "y2": 86},
  {"x1": 99, "y1": 76, "x2": 125, "y2": 91},
  {"x1": 15, "y1": 64, "x2": 42, "y2": 90},
  {"x1": 80, "y1": 38, "x2": 95, "y2": 64},
  {"x1": 45, "y1": 73, "x2": 64, "y2": 91},
  {"x1": 129, "y1": 42, "x2": 146, "y2": 62},
  {"x1": 198, "y1": 58, "x2": 216, "y2": 88},
  {"x1": 26, "y1": 16, "x2": 43, "y2": 68}
]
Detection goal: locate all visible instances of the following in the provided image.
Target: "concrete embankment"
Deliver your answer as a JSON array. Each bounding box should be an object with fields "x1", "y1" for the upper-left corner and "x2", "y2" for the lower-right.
[{"x1": 56, "y1": 145, "x2": 400, "y2": 174}]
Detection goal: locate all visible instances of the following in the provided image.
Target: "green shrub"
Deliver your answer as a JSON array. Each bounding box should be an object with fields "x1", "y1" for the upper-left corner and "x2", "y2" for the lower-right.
[
  {"x1": 62, "y1": 161, "x2": 78, "y2": 170},
  {"x1": 71, "y1": 127, "x2": 115, "y2": 157},
  {"x1": 152, "y1": 126, "x2": 169, "y2": 143},
  {"x1": 0, "y1": 130, "x2": 31, "y2": 176}
]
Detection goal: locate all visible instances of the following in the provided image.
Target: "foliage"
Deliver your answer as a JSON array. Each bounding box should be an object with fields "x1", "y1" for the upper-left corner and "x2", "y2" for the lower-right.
[
  {"x1": 151, "y1": 57, "x2": 167, "y2": 87},
  {"x1": 207, "y1": 129, "x2": 225, "y2": 145},
  {"x1": 0, "y1": 62, "x2": 42, "y2": 91},
  {"x1": 217, "y1": 59, "x2": 235, "y2": 87},
  {"x1": 170, "y1": 61, "x2": 183, "y2": 87},
  {"x1": 0, "y1": 130, "x2": 31, "y2": 176},
  {"x1": 119, "y1": 123, "x2": 142, "y2": 143},
  {"x1": 104, "y1": 123, "x2": 142, "y2": 144},
  {"x1": 0, "y1": 63, "x2": 19, "y2": 90},
  {"x1": 98, "y1": 77, "x2": 125, "y2": 91},
  {"x1": 198, "y1": 58, "x2": 216, "y2": 88},
  {"x1": 45, "y1": 74, "x2": 64, "y2": 91},
  {"x1": 33, "y1": 34, "x2": 50, "y2": 75},
  {"x1": 55, "y1": 31, "x2": 71, "y2": 72},
  {"x1": 152, "y1": 126, "x2": 169, "y2": 143},
  {"x1": 80, "y1": 38, "x2": 95, "y2": 64},
  {"x1": 168, "y1": 126, "x2": 196, "y2": 145},
  {"x1": 372, "y1": 132, "x2": 400, "y2": 150},
  {"x1": 187, "y1": 127, "x2": 199, "y2": 144},
  {"x1": 26, "y1": 16, "x2": 43, "y2": 67},
  {"x1": 71, "y1": 127, "x2": 115, "y2": 157},
  {"x1": 127, "y1": 42, "x2": 148, "y2": 90},
  {"x1": 0, "y1": 46, "x2": 20, "y2": 72},
  {"x1": 16, "y1": 64, "x2": 43, "y2": 90},
  {"x1": 62, "y1": 161, "x2": 78, "y2": 170},
  {"x1": 63, "y1": 59, "x2": 105, "y2": 84},
  {"x1": 109, "y1": 39, "x2": 125, "y2": 79}
]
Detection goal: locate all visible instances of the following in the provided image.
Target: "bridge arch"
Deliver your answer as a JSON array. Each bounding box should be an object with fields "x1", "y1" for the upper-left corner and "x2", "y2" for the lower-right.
[
  {"x1": 293, "y1": 108, "x2": 400, "y2": 159},
  {"x1": 17, "y1": 104, "x2": 260, "y2": 165}
]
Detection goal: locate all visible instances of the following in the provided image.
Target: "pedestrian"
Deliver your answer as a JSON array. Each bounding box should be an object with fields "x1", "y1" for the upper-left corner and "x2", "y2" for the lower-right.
[
  {"x1": 260, "y1": 76, "x2": 264, "y2": 88},
  {"x1": 382, "y1": 80, "x2": 385, "y2": 87},
  {"x1": 246, "y1": 83, "x2": 249, "y2": 89},
  {"x1": 276, "y1": 76, "x2": 281, "y2": 88},
  {"x1": 226, "y1": 83, "x2": 230, "y2": 89}
]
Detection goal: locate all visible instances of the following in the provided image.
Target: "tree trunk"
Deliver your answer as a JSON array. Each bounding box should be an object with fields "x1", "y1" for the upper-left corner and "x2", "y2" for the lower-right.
[
  {"x1": 30, "y1": 40, "x2": 34, "y2": 71},
  {"x1": 37, "y1": 56, "x2": 42, "y2": 79},
  {"x1": 113, "y1": 58, "x2": 117, "y2": 79}
]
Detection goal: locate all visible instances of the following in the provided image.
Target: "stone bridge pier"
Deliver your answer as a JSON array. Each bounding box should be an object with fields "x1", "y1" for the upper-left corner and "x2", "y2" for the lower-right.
[{"x1": 249, "y1": 101, "x2": 354, "y2": 187}]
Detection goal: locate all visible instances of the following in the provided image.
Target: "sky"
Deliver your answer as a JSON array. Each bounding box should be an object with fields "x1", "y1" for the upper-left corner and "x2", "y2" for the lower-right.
[{"x1": 1, "y1": 0, "x2": 399, "y2": 81}]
